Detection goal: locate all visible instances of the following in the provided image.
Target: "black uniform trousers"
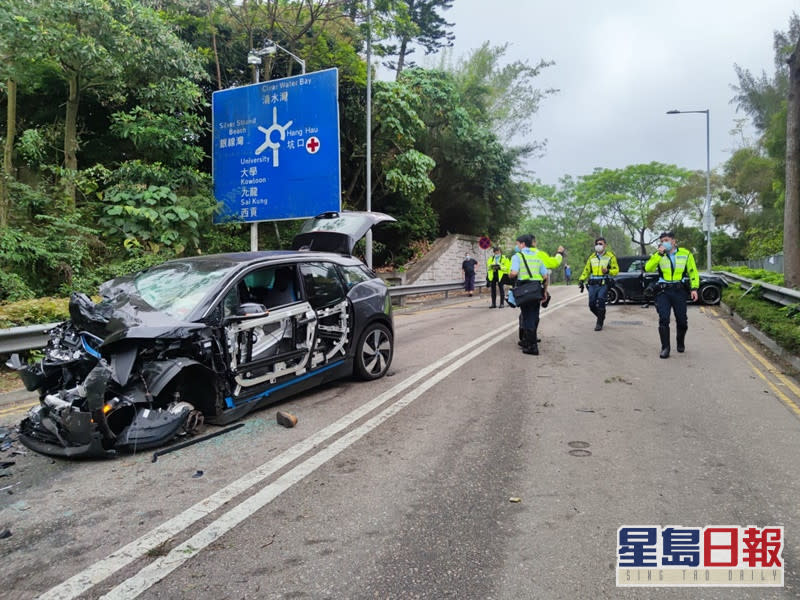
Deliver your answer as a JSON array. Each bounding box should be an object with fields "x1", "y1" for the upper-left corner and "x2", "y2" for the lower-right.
[
  {"x1": 518, "y1": 300, "x2": 541, "y2": 331},
  {"x1": 655, "y1": 284, "x2": 688, "y2": 329},
  {"x1": 489, "y1": 275, "x2": 505, "y2": 305}
]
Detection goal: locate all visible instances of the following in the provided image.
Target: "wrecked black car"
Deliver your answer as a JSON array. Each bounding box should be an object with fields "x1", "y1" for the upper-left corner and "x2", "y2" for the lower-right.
[{"x1": 8, "y1": 212, "x2": 395, "y2": 458}]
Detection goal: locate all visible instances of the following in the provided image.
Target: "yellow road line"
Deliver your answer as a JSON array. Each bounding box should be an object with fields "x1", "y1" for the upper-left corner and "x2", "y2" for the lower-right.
[
  {"x1": 0, "y1": 401, "x2": 37, "y2": 417},
  {"x1": 714, "y1": 317, "x2": 800, "y2": 420},
  {"x1": 716, "y1": 315, "x2": 800, "y2": 398}
]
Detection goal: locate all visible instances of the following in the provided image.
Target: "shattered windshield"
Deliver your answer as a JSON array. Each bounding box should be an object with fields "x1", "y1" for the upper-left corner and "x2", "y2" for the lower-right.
[{"x1": 133, "y1": 262, "x2": 236, "y2": 318}]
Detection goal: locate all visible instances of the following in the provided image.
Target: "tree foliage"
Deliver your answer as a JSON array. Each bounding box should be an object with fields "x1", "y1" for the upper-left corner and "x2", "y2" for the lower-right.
[
  {"x1": 579, "y1": 163, "x2": 691, "y2": 255},
  {"x1": 0, "y1": 0, "x2": 555, "y2": 299},
  {"x1": 374, "y1": 0, "x2": 454, "y2": 78}
]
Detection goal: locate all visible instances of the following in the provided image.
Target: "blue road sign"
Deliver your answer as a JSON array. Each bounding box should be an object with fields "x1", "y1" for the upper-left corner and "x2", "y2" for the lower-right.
[{"x1": 212, "y1": 68, "x2": 341, "y2": 223}]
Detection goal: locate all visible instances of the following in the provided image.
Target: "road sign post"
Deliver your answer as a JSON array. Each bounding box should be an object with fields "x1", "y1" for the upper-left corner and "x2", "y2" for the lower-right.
[{"x1": 212, "y1": 68, "x2": 341, "y2": 231}]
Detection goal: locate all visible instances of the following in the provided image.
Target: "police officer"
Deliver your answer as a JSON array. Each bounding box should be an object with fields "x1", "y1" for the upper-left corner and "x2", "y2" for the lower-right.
[
  {"x1": 577, "y1": 237, "x2": 619, "y2": 331},
  {"x1": 510, "y1": 234, "x2": 551, "y2": 355},
  {"x1": 513, "y1": 235, "x2": 565, "y2": 346},
  {"x1": 644, "y1": 231, "x2": 699, "y2": 358},
  {"x1": 487, "y1": 246, "x2": 511, "y2": 308}
]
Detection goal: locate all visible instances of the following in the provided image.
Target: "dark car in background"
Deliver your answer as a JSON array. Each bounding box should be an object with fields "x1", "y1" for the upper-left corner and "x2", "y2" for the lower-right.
[
  {"x1": 607, "y1": 256, "x2": 727, "y2": 305},
  {"x1": 7, "y1": 212, "x2": 396, "y2": 458}
]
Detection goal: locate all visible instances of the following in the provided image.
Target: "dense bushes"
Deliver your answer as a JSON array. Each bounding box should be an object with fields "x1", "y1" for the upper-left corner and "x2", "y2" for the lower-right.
[
  {"x1": 0, "y1": 297, "x2": 71, "y2": 328},
  {"x1": 722, "y1": 266, "x2": 785, "y2": 286},
  {"x1": 722, "y1": 284, "x2": 800, "y2": 353}
]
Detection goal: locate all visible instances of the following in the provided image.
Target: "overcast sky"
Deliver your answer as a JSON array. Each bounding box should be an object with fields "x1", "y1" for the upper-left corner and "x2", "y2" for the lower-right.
[{"x1": 433, "y1": 0, "x2": 798, "y2": 185}]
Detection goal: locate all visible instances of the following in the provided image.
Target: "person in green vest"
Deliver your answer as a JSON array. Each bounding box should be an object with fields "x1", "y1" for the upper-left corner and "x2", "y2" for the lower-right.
[
  {"x1": 577, "y1": 237, "x2": 620, "y2": 331},
  {"x1": 510, "y1": 235, "x2": 565, "y2": 347},
  {"x1": 645, "y1": 231, "x2": 700, "y2": 358},
  {"x1": 509, "y1": 234, "x2": 548, "y2": 355},
  {"x1": 486, "y1": 246, "x2": 511, "y2": 308}
]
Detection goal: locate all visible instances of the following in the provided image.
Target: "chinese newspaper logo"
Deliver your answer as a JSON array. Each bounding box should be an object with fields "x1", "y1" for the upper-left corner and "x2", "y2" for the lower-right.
[{"x1": 616, "y1": 526, "x2": 783, "y2": 586}]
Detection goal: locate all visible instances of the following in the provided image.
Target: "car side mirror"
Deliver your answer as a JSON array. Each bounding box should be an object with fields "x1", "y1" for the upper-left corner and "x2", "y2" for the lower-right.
[{"x1": 234, "y1": 303, "x2": 269, "y2": 318}]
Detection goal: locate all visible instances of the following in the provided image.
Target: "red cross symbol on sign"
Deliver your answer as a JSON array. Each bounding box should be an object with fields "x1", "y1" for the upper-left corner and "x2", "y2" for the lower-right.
[{"x1": 306, "y1": 136, "x2": 320, "y2": 154}]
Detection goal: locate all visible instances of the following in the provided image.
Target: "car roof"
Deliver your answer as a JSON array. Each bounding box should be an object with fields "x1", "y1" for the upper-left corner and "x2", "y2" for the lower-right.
[{"x1": 160, "y1": 251, "x2": 365, "y2": 269}]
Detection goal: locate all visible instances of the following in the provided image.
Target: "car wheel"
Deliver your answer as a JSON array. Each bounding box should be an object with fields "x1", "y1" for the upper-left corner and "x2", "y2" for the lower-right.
[
  {"x1": 354, "y1": 322, "x2": 393, "y2": 380},
  {"x1": 606, "y1": 286, "x2": 621, "y2": 305},
  {"x1": 699, "y1": 285, "x2": 721, "y2": 305}
]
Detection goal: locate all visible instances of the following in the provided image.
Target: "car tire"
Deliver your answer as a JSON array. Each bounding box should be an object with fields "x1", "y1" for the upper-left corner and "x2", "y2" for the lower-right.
[
  {"x1": 699, "y1": 285, "x2": 721, "y2": 305},
  {"x1": 606, "y1": 286, "x2": 621, "y2": 305},
  {"x1": 354, "y1": 322, "x2": 393, "y2": 381}
]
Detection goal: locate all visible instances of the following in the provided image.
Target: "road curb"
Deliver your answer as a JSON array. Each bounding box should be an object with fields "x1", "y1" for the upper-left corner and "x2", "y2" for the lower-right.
[{"x1": 719, "y1": 301, "x2": 800, "y2": 372}]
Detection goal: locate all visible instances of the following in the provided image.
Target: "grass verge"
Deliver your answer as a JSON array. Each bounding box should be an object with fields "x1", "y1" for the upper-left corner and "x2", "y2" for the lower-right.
[
  {"x1": 722, "y1": 266, "x2": 785, "y2": 286},
  {"x1": 722, "y1": 284, "x2": 800, "y2": 355}
]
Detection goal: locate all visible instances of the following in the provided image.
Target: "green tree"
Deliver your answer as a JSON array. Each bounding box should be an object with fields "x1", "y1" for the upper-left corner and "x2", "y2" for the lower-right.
[
  {"x1": 732, "y1": 12, "x2": 799, "y2": 133},
  {"x1": 581, "y1": 163, "x2": 691, "y2": 255},
  {"x1": 25, "y1": 0, "x2": 205, "y2": 205},
  {"x1": 523, "y1": 177, "x2": 632, "y2": 260},
  {"x1": 447, "y1": 42, "x2": 556, "y2": 139},
  {"x1": 375, "y1": 0, "x2": 455, "y2": 79},
  {"x1": 786, "y1": 32, "x2": 800, "y2": 286},
  {"x1": 0, "y1": 2, "x2": 44, "y2": 226}
]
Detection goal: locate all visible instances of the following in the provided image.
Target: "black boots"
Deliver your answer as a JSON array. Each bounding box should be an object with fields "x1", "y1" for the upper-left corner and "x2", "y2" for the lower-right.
[
  {"x1": 522, "y1": 328, "x2": 539, "y2": 355},
  {"x1": 518, "y1": 327, "x2": 541, "y2": 346},
  {"x1": 676, "y1": 327, "x2": 687, "y2": 353},
  {"x1": 659, "y1": 326, "x2": 670, "y2": 359},
  {"x1": 594, "y1": 310, "x2": 605, "y2": 331}
]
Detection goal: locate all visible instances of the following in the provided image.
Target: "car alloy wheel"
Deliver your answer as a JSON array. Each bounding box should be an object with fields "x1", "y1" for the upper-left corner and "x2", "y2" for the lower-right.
[
  {"x1": 606, "y1": 286, "x2": 621, "y2": 305},
  {"x1": 355, "y1": 323, "x2": 393, "y2": 380},
  {"x1": 699, "y1": 285, "x2": 721, "y2": 305}
]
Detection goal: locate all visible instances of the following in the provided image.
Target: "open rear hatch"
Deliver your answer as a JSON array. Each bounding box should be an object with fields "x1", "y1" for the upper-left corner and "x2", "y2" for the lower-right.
[{"x1": 291, "y1": 211, "x2": 396, "y2": 255}]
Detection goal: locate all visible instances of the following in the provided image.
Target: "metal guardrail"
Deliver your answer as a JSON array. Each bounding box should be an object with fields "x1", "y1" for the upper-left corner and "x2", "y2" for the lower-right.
[
  {"x1": 388, "y1": 280, "x2": 487, "y2": 306},
  {"x1": 0, "y1": 322, "x2": 57, "y2": 355},
  {"x1": 0, "y1": 282, "x2": 484, "y2": 355},
  {"x1": 389, "y1": 280, "x2": 472, "y2": 298},
  {"x1": 718, "y1": 271, "x2": 800, "y2": 308}
]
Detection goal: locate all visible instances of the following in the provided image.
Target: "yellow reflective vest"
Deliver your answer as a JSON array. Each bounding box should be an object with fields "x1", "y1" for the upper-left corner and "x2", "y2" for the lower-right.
[
  {"x1": 531, "y1": 248, "x2": 563, "y2": 270},
  {"x1": 515, "y1": 251, "x2": 546, "y2": 281},
  {"x1": 644, "y1": 247, "x2": 700, "y2": 289},
  {"x1": 579, "y1": 250, "x2": 619, "y2": 282},
  {"x1": 486, "y1": 254, "x2": 511, "y2": 281}
]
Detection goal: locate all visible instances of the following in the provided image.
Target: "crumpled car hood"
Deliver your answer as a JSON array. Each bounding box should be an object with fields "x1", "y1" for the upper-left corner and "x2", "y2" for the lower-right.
[{"x1": 69, "y1": 289, "x2": 205, "y2": 347}]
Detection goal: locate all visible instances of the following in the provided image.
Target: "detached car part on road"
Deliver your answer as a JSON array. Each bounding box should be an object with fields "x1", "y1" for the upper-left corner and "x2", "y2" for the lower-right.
[
  {"x1": 7, "y1": 212, "x2": 396, "y2": 458},
  {"x1": 606, "y1": 256, "x2": 727, "y2": 306}
]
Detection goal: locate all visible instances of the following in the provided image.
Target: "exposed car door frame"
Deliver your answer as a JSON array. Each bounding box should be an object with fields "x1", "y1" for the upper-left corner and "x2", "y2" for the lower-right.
[{"x1": 218, "y1": 262, "x2": 318, "y2": 400}]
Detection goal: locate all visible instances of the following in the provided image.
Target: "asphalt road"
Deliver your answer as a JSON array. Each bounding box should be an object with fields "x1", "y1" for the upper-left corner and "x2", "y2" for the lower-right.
[{"x1": 1, "y1": 288, "x2": 800, "y2": 599}]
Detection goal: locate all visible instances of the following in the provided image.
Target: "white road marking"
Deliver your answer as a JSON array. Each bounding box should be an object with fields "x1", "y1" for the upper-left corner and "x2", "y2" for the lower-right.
[{"x1": 40, "y1": 296, "x2": 581, "y2": 600}]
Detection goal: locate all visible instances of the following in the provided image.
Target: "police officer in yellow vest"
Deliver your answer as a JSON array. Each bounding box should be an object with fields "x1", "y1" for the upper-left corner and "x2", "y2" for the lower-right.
[
  {"x1": 510, "y1": 234, "x2": 556, "y2": 355},
  {"x1": 645, "y1": 231, "x2": 700, "y2": 358},
  {"x1": 510, "y1": 235, "x2": 565, "y2": 347},
  {"x1": 577, "y1": 237, "x2": 619, "y2": 331},
  {"x1": 487, "y1": 246, "x2": 511, "y2": 308}
]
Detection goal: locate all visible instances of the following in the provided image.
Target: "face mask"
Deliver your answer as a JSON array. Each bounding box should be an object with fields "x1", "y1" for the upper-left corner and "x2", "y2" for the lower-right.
[
  {"x1": 465, "y1": 255, "x2": 471, "y2": 260},
  {"x1": 594, "y1": 244, "x2": 604, "y2": 253},
  {"x1": 661, "y1": 241, "x2": 672, "y2": 251},
  {"x1": 514, "y1": 246, "x2": 521, "y2": 253}
]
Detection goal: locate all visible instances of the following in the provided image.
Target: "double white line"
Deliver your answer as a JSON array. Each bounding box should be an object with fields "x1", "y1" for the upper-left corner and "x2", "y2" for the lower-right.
[{"x1": 40, "y1": 295, "x2": 580, "y2": 600}]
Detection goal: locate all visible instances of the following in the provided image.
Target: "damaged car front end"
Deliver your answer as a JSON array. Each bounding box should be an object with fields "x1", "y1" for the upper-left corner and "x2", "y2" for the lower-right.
[
  {"x1": 8, "y1": 211, "x2": 396, "y2": 459},
  {"x1": 9, "y1": 268, "x2": 229, "y2": 458}
]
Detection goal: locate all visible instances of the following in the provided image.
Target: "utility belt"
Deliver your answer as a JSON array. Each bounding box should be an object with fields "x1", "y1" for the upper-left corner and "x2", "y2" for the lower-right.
[
  {"x1": 655, "y1": 279, "x2": 690, "y2": 293},
  {"x1": 588, "y1": 277, "x2": 609, "y2": 286}
]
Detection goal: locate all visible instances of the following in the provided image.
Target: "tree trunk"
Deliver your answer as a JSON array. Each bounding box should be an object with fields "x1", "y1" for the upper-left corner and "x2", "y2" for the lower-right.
[
  {"x1": 785, "y1": 37, "x2": 800, "y2": 287},
  {"x1": 207, "y1": 0, "x2": 223, "y2": 90},
  {"x1": 63, "y1": 72, "x2": 80, "y2": 207},
  {"x1": 1, "y1": 78, "x2": 16, "y2": 227},
  {"x1": 395, "y1": 37, "x2": 408, "y2": 80},
  {"x1": 638, "y1": 229, "x2": 647, "y2": 255}
]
